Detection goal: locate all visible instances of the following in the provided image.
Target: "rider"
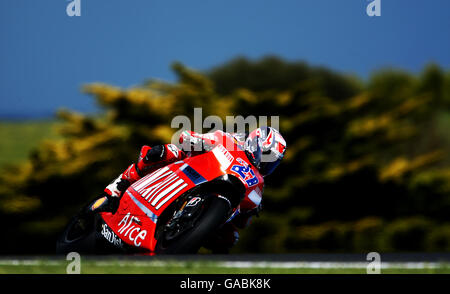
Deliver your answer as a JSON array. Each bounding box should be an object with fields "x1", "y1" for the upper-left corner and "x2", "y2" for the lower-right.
[{"x1": 100, "y1": 126, "x2": 287, "y2": 253}]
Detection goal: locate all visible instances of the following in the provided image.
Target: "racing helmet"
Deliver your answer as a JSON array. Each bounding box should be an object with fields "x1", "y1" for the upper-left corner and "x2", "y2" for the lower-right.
[{"x1": 244, "y1": 126, "x2": 287, "y2": 176}]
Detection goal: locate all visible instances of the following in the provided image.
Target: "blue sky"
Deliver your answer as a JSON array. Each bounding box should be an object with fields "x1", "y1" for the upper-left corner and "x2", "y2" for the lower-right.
[{"x1": 1, "y1": 0, "x2": 450, "y2": 118}]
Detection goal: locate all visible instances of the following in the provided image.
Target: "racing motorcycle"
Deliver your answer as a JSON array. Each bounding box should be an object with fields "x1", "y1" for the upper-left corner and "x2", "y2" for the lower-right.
[{"x1": 56, "y1": 133, "x2": 264, "y2": 254}]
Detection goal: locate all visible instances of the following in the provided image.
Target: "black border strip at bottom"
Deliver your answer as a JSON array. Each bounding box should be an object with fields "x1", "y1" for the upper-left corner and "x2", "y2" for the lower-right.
[{"x1": 0, "y1": 274, "x2": 447, "y2": 292}]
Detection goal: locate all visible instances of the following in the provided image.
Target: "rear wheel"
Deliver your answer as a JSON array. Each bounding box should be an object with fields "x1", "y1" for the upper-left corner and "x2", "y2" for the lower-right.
[{"x1": 155, "y1": 196, "x2": 231, "y2": 254}]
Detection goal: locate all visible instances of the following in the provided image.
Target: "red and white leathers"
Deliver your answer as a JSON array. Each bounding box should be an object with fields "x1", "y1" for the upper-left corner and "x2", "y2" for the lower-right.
[
  {"x1": 104, "y1": 130, "x2": 261, "y2": 252},
  {"x1": 104, "y1": 143, "x2": 185, "y2": 198}
]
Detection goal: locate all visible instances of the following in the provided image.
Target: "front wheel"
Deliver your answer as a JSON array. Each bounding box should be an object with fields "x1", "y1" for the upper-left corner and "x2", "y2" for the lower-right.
[
  {"x1": 155, "y1": 196, "x2": 231, "y2": 254},
  {"x1": 56, "y1": 196, "x2": 115, "y2": 254},
  {"x1": 56, "y1": 209, "x2": 97, "y2": 254}
]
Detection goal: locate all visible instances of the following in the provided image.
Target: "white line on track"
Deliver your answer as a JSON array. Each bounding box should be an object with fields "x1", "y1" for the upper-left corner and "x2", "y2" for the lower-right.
[{"x1": 0, "y1": 259, "x2": 448, "y2": 269}]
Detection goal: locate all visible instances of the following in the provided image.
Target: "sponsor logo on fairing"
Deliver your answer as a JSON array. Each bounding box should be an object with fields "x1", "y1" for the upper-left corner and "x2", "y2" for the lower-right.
[
  {"x1": 212, "y1": 144, "x2": 234, "y2": 170},
  {"x1": 131, "y1": 167, "x2": 188, "y2": 210},
  {"x1": 186, "y1": 197, "x2": 202, "y2": 207},
  {"x1": 101, "y1": 224, "x2": 123, "y2": 248},
  {"x1": 117, "y1": 212, "x2": 147, "y2": 247}
]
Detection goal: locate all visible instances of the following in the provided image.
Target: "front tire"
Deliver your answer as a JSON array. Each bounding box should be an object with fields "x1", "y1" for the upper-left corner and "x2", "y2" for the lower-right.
[
  {"x1": 56, "y1": 210, "x2": 97, "y2": 254},
  {"x1": 155, "y1": 196, "x2": 230, "y2": 254}
]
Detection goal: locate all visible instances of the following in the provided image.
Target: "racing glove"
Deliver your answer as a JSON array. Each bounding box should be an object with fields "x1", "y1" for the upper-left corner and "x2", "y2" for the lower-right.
[{"x1": 104, "y1": 175, "x2": 131, "y2": 198}]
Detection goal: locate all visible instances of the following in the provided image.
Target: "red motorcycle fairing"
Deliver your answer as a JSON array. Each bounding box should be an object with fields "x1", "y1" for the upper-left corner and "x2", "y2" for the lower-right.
[{"x1": 99, "y1": 132, "x2": 264, "y2": 253}]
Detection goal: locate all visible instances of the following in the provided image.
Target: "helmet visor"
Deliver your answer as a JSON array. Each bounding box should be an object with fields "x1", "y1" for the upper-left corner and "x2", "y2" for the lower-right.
[
  {"x1": 245, "y1": 136, "x2": 262, "y2": 168},
  {"x1": 259, "y1": 151, "x2": 282, "y2": 176}
]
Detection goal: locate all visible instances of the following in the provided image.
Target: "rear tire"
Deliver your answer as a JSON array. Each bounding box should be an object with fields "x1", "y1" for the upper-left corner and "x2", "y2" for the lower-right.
[{"x1": 155, "y1": 196, "x2": 230, "y2": 254}]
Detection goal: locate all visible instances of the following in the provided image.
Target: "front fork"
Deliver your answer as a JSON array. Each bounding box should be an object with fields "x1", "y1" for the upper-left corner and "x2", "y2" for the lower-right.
[
  {"x1": 163, "y1": 196, "x2": 206, "y2": 240},
  {"x1": 163, "y1": 194, "x2": 234, "y2": 241}
]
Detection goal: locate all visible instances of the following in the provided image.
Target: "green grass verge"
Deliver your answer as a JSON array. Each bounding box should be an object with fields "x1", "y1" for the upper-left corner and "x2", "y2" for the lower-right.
[
  {"x1": 1, "y1": 259, "x2": 449, "y2": 274},
  {"x1": 0, "y1": 120, "x2": 60, "y2": 167}
]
